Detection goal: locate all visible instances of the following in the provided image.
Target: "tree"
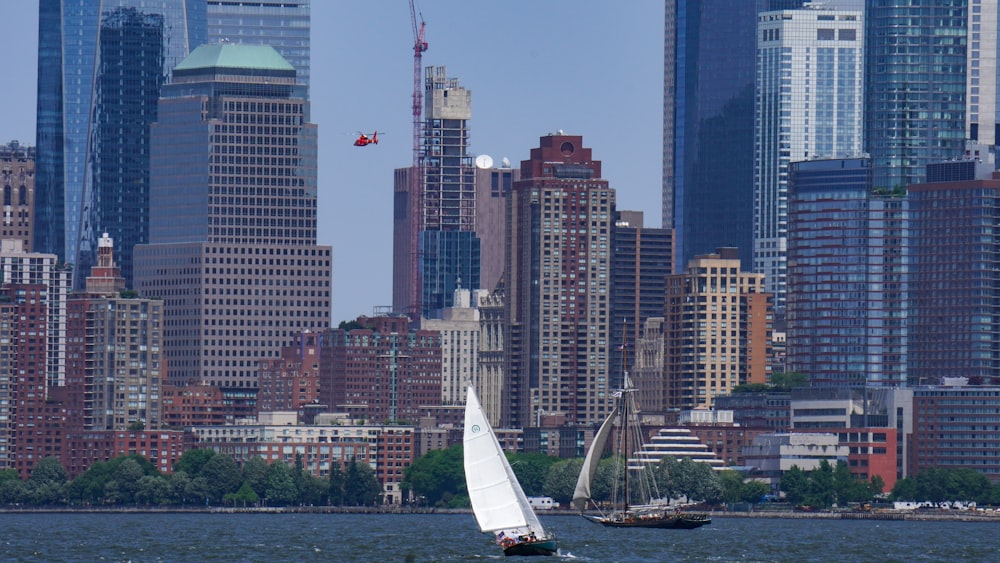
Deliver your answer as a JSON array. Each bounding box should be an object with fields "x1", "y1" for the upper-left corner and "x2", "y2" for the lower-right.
[
  {"x1": 543, "y1": 458, "x2": 583, "y2": 504},
  {"x1": 400, "y1": 445, "x2": 465, "y2": 507},
  {"x1": 241, "y1": 456, "x2": 270, "y2": 498},
  {"x1": 200, "y1": 454, "x2": 242, "y2": 503},
  {"x1": 300, "y1": 474, "x2": 330, "y2": 506},
  {"x1": 780, "y1": 465, "x2": 809, "y2": 506},
  {"x1": 508, "y1": 452, "x2": 558, "y2": 497},
  {"x1": 174, "y1": 449, "x2": 216, "y2": 476},
  {"x1": 265, "y1": 462, "x2": 298, "y2": 506},
  {"x1": 740, "y1": 480, "x2": 771, "y2": 505},
  {"x1": 769, "y1": 372, "x2": 809, "y2": 390},
  {"x1": 344, "y1": 460, "x2": 382, "y2": 506},
  {"x1": 718, "y1": 470, "x2": 746, "y2": 504},
  {"x1": 225, "y1": 482, "x2": 260, "y2": 507},
  {"x1": 27, "y1": 457, "x2": 69, "y2": 505},
  {"x1": 135, "y1": 475, "x2": 171, "y2": 506},
  {"x1": 328, "y1": 461, "x2": 346, "y2": 506},
  {"x1": 103, "y1": 458, "x2": 147, "y2": 505}
]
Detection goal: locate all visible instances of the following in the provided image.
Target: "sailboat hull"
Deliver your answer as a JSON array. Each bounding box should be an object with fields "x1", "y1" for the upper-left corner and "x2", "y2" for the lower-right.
[
  {"x1": 583, "y1": 512, "x2": 711, "y2": 529},
  {"x1": 503, "y1": 538, "x2": 559, "y2": 556}
]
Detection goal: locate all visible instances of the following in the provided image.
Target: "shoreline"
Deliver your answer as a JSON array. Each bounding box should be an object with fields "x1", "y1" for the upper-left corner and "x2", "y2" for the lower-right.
[{"x1": 0, "y1": 506, "x2": 997, "y2": 522}]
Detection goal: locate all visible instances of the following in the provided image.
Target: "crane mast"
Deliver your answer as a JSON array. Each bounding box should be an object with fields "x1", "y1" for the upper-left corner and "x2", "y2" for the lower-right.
[{"x1": 408, "y1": 0, "x2": 428, "y2": 320}]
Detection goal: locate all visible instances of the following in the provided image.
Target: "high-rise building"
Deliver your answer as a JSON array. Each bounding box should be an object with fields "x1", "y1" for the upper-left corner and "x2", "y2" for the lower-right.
[
  {"x1": 663, "y1": 248, "x2": 771, "y2": 414},
  {"x1": 610, "y1": 210, "x2": 673, "y2": 389},
  {"x1": 319, "y1": 315, "x2": 442, "y2": 424},
  {"x1": 754, "y1": 4, "x2": 864, "y2": 314},
  {"x1": 475, "y1": 162, "x2": 518, "y2": 293},
  {"x1": 35, "y1": 0, "x2": 206, "y2": 288},
  {"x1": 258, "y1": 331, "x2": 322, "y2": 413},
  {"x1": 0, "y1": 142, "x2": 36, "y2": 251},
  {"x1": 206, "y1": 0, "x2": 310, "y2": 89},
  {"x1": 664, "y1": 0, "x2": 805, "y2": 272},
  {"x1": 968, "y1": 0, "x2": 999, "y2": 147},
  {"x1": 133, "y1": 44, "x2": 331, "y2": 398},
  {"x1": 505, "y1": 133, "x2": 615, "y2": 428},
  {"x1": 66, "y1": 234, "x2": 163, "y2": 430},
  {"x1": 393, "y1": 67, "x2": 480, "y2": 319},
  {"x1": 786, "y1": 157, "x2": 908, "y2": 387},
  {"x1": 422, "y1": 288, "x2": 486, "y2": 407},
  {"x1": 864, "y1": 0, "x2": 968, "y2": 189},
  {"x1": 908, "y1": 161, "x2": 1000, "y2": 385}
]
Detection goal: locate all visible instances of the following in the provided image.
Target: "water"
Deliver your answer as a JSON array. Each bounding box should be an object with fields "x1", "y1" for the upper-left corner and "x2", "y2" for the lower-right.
[{"x1": 0, "y1": 512, "x2": 995, "y2": 562}]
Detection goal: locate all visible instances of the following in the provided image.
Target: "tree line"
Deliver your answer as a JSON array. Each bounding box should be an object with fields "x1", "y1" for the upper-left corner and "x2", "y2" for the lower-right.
[{"x1": 0, "y1": 449, "x2": 382, "y2": 507}]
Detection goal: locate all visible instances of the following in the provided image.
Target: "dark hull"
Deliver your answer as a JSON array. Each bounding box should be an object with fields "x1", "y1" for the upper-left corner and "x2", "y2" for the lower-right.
[
  {"x1": 584, "y1": 513, "x2": 711, "y2": 529},
  {"x1": 503, "y1": 538, "x2": 559, "y2": 556}
]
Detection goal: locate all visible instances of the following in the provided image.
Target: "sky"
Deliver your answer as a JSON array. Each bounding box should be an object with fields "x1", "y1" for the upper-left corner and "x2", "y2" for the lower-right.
[{"x1": 0, "y1": 1, "x2": 665, "y2": 324}]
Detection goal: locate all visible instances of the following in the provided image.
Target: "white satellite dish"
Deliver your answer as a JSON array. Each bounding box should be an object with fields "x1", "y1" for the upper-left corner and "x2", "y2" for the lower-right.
[
  {"x1": 475, "y1": 154, "x2": 494, "y2": 169},
  {"x1": 501, "y1": 157, "x2": 510, "y2": 168}
]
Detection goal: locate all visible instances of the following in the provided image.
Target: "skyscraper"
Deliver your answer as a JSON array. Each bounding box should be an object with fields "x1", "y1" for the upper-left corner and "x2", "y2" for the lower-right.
[
  {"x1": 34, "y1": 0, "x2": 206, "y2": 287},
  {"x1": 0, "y1": 142, "x2": 36, "y2": 251},
  {"x1": 206, "y1": 0, "x2": 310, "y2": 88},
  {"x1": 754, "y1": 4, "x2": 864, "y2": 314},
  {"x1": 967, "y1": 0, "x2": 999, "y2": 147},
  {"x1": 786, "y1": 157, "x2": 908, "y2": 387},
  {"x1": 864, "y1": 0, "x2": 968, "y2": 189},
  {"x1": 393, "y1": 66, "x2": 480, "y2": 319},
  {"x1": 664, "y1": 0, "x2": 805, "y2": 272},
  {"x1": 505, "y1": 133, "x2": 614, "y2": 428},
  {"x1": 133, "y1": 44, "x2": 331, "y2": 399}
]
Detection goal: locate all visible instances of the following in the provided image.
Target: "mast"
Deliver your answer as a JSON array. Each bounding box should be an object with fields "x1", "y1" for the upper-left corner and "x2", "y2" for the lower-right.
[{"x1": 622, "y1": 318, "x2": 629, "y2": 513}]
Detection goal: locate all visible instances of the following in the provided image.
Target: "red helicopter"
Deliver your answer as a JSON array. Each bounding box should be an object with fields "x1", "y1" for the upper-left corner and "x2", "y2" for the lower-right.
[{"x1": 354, "y1": 131, "x2": 379, "y2": 147}]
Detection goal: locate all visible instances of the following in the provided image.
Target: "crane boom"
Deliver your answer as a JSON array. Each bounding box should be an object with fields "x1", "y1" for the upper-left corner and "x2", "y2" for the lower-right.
[{"x1": 407, "y1": 0, "x2": 428, "y2": 320}]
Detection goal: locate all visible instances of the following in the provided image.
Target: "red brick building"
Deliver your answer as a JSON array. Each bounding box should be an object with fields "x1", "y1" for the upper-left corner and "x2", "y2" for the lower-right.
[
  {"x1": 161, "y1": 384, "x2": 230, "y2": 428},
  {"x1": 258, "y1": 331, "x2": 322, "y2": 413}
]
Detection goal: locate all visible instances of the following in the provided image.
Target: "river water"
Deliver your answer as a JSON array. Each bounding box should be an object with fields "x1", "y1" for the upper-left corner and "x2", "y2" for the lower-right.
[{"x1": 0, "y1": 511, "x2": 994, "y2": 562}]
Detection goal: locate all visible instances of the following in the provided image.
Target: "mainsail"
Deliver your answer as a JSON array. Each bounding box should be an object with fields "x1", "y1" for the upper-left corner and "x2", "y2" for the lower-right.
[
  {"x1": 464, "y1": 386, "x2": 547, "y2": 537},
  {"x1": 572, "y1": 404, "x2": 619, "y2": 509}
]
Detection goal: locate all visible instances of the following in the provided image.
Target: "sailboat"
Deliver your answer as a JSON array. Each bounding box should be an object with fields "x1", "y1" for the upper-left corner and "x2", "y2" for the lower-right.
[
  {"x1": 464, "y1": 386, "x2": 559, "y2": 556},
  {"x1": 572, "y1": 377, "x2": 711, "y2": 529}
]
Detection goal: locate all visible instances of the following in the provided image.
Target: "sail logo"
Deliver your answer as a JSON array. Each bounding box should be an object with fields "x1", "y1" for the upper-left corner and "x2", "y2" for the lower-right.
[{"x1": 471, "y1": 424, "x2": 481, "y2": 433}]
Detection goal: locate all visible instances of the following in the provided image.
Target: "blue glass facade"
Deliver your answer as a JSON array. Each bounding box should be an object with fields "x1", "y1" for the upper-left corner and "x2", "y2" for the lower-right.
[
  {"x1": 420, "y1": 230, "x2": 481, "y2": 320},
  {"x1": 864, "y1": 0, "x2": 968, "y2": 190},
  {"x1": 787, "y1": 158, "x2": 908, "y2": 387},
  {"x1": 34, "y1": 0, "x2": 206, "y2": 287},
  {"x1": 666, "y1": 0, "x2": 805, "y2": 272},
  {"x1": 207, "y1": 0, "x2": 310, "y2": 89}
]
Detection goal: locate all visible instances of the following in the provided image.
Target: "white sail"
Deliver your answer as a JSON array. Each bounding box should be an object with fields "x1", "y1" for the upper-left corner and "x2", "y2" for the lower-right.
[
  {"x1": 463, "y1": 386, "x2": 547, "y2": 537},
  {"x1": 572, "y1": 404, "x2": 619, "y2": 508}
]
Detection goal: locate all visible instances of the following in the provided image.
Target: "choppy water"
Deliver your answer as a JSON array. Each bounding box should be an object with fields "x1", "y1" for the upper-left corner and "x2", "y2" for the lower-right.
[{"x1": 0, "y1": 512, "x2": 995, "y2": 562}]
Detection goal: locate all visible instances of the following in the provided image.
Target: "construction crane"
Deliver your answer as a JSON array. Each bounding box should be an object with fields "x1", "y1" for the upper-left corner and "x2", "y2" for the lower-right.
[{"x1": 407, "y1": 0, "x2": 428, "y2": 320}]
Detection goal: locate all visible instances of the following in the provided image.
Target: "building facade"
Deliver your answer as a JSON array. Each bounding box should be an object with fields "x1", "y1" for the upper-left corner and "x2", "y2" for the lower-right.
[
  {"x1": 35, "y1": 0, "x2": 206, "y2": 287},
  {"x1": 754, "y1": 5, "x2": 864, "y2": 313},
  {"x1": 421, "y1": 288, "x2": 486, "y2": 407},
  {"x1": 663, "y1": 248, "x2": 772, "y2": 414},
  {"x1": 910, "y1": 383, "x2": 1000, "y2": 482},
  {"x1": 206, "y1": 0, "x2": 311, "y2": 88},
  {"x1": 258, "y1": 331, "x2": 322, "y2": 413},
  {"x1": 786, "y1": 157, "x2": 908, "y2": 387},
  {"x1": 393, "y1": 67, "x2": 480, "y2": 319},
  {"x1": 505, "y1": 133, "x2": 615, "y2": 428},
  {"x1": 864, "y1": 0, "x2": 968, "y2": 189},
  {"x1": 133, "y1": 45, "x2": 331, "y2": 398},
  {"x1": 0, "y1": 142, "x2": 35, "y2": 251}
]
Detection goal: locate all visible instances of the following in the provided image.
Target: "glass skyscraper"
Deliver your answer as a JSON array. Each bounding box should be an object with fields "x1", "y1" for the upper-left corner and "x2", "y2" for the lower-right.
[
  {"x1": 754, "y1": 5, "x2": 864, "y2": 314},
  {"x1": 206, "y1": 0, "x2": 310, "y2": 89},
  {"x1": 864, "y1": 0, "x2": 968, "y2": 189},
  {"x1": 664, "y1": 0, "x2": 805, "y2": 272},
  {"x1": 35, "y1": 0, "x2": 206, "y2": 287}
]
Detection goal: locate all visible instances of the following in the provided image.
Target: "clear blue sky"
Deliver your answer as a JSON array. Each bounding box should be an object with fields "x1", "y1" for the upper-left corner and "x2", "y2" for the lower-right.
[{"x1": 1, "y1": 1, "x2": 664, "y2": 324}]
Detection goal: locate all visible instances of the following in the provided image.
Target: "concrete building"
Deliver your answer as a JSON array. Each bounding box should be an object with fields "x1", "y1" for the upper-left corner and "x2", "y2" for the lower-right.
[
  {"x1": 910, "y1": 382, "x2": 1000, "y2": 482},
  {"x1": 35, "y1": 1, "x2": 206, "y2": 288},
  {"x1": 66, "y1": 234, "x2": 164, "y2": 431},
  {"x1": 663, "y1": 248, "x2": 772, "y2": 414},
  {"x1": 258, "y1": 331, "x2": 322, "y2": 413},
  {"x1": 754, "y1": 4, "x2": 864, "y2": 314},
  {"x1": 133, "y1": 44, "x2": 331, "y2": 405},
  {"x1": 0, "y1": 240, "x2": 72, "y2": 387},
  {"x1": 476, "y1": 285, "x2": 506, "y2": 428},
  {"x1": 475, "y1": 162, "x2": 518, "y2": 293},
  {"x1": 422, "y1": 288, "x2": 486, "y2": 407},
  {"x1": 611, "y1": 211, "x2": 673, "y2": 390},
  {"x1": 319, "y1": 315, "x2": 442, "y2": 425},
  {"x1": 505, "y1": 133, "x2": 615, "y2": 428},
  {"x1": 0, "y1": 142, "x2": 35, "y2": 251},
  {"x1": 787, "y1": 157, "x2": 907, "y2": 387},
  {"x1": 743, "y1": 432, "x2": 848, "y2": 484},
  {"x1": 394, "y1": 67, "x2": 480, "y2": 319}
]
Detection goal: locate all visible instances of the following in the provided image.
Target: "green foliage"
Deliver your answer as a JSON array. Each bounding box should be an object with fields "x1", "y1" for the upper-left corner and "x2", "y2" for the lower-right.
[
  {"x1": 328, "y1": 462, "x2": 346, "y2": 506},
  {"x1": 740, "y1": 480, "x2": 771, "y2": 504},
  {"x1": 769, "y1": 372, "x2": 809, "y2": 391},
  {"x1": 401, "y1": 445, "x2": 466, "y2": 507},
  {"x1": 344, "y1": 459, "x2": 382, "y2": 506},
  {"x1": 543, "y1": 458, "x2": 583, "y2": 504},
  {"x1": 241, "y1": 456, "x2": 269, "y2": 498},
  {"x1": 264, "y1": 461, "x2": 298, "y2": 506},
  {"x1": 730, "y1": 383, "x2": 769, "y2": 394},
  {"x1": 338, "y1": 320, "x2": 365, "y2": 331},
  {"x1": 200, "y1": 454, "x2": 242, "y2": 503},
  {"x1": 174, "y1": 448, "x2": 216, "y2": 476},
  {"x1": 780, "y1": 460, "x2": 882, "y2": 508},
  {"x1": 890, "y1": 467, "x2": 995, "y2": 504},
  {"x1": 225, "y1": 482, "x2": 260, "y2": 507},
  {"x1": 508, "y1": 452, "x2": 559, "y2": 497},
  {"x1": 28, "y1": 457, "x2": 69, "y2": 505}
]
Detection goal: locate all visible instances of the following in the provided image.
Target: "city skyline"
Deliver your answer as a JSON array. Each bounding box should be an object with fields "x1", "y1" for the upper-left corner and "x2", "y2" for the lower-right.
[{"x1": 0, "y1": 1, "x2": 665, "y2": 324}]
